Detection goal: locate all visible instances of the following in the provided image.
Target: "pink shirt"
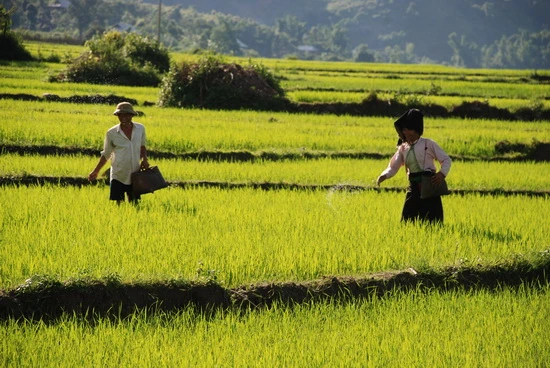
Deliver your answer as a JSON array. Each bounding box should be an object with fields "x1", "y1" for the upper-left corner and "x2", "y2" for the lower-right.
[
  {"x1": 380, "y1": 137, "x2": 451, "y2": 179},
  {"x1": 101, "y1": 123, "x2": 146, "y2": 185}
]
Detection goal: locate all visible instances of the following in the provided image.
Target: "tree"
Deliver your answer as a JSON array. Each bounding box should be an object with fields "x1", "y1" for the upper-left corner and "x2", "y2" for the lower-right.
[
  {"x1": 481, "y1": 29, "x2": 550, "y2": 69},
  {"x1": 0, "y1": 5, "x2": 33, "y2": 61},
  {"x1": 329, "y1": 22, "x2": 348, "y2": 54},
  {"x1": 353, "y1": 44, "x2": 374, "y2": 62},
  {"x1": 275, "y1": 15, "x2": 306, "y2": 43},
  {"x1": 209, "y1": 21, "x2": 241, "y2": 55},
  {"x1": 24, "y1": 3, "x2": 37, "y2": 30},
  {"x1": 448, "y1": 33, "x2": 480, "y2": 67},
  {"x1": 68, "y1": 0, "x2": 103, "y2": 40},
  {"x1": 271, "y1": 32, "x2": 295, "y2": 58},
  {"x1": 1, "y1": 5, "x2": 14, "y2": 36}
]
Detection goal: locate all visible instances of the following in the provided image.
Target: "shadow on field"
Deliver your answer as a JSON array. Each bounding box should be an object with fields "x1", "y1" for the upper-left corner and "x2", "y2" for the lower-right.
[
  {"x1": 2, "y1": 141, "x2": 549, "y2": 162},
  {"x1": 0, "y1": 175, "x2": 549, "y2": 198},
  {"x1": 1, "y1": 252, "x2": 548, "y2": 322},
  {"x1": 1, "y1": 92, "x2": 550, "y2": 121}
]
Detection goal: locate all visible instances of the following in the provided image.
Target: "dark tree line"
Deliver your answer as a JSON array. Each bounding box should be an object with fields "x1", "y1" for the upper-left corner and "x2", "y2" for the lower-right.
[{"x1": 4, "y1": 0, "x2": 549, "y2": 69}]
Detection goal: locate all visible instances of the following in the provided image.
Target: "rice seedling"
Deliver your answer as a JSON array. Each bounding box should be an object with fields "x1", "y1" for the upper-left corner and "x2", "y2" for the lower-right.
[
  {"x1": 1, "y1": 285, "x2": 548, "y2": 367},
  {"x1": 1, "y1": 99, "x2": 547, "y2": 159},
  {"x1": 1, "y1": 42, "x2": 548, "y2": 367},
  {"x1": 1, "y1": 154, "x2": 549, "y2": 192},
  {"x1": 0, "y1": 185, "x2": 547, "y2": 290}
]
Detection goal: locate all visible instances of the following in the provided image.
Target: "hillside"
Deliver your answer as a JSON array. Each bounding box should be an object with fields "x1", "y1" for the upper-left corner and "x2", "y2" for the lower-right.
[
  {"x1": 145, "y1": 0, "x2": 549, "y2": 66},
  {"x1": 6, "y1": 0, "x2": 550, "y2": 68}
]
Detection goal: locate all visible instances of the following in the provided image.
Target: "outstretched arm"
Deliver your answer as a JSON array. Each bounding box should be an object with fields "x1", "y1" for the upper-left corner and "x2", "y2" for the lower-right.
[
  {"x1": 377, "y1": 148, "x2": 404, "y2": 185},
  {"x1": 88, "y1": 156, "x2": 108, "y2": 181}
]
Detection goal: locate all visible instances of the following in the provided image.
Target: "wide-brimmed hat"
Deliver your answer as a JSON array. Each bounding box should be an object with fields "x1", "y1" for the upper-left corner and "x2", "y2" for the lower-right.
[{"x1": 113, "y1": 102, "x2": 137, "y2": 116}]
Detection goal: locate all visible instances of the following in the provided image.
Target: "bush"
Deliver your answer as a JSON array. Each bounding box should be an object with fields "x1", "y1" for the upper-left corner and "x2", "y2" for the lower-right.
[
  {"x1": 53, "y1": 51, "x2": 160, "y2": 86},
  {"x1": 123, "y1": 33, "x2": 170, "y2": 73},
  {"x1": 0, "y1": 5, "x2": 33, "y2": 61},
  {"x1": 158, "y1": 53, "x2": 289, "y2": 110},
  {"x1": 0, "y1": 32, "x2": 33, "y2": 61},
  {"x1": 51, "y1": 31, "x2": 170, "y2": 86}
]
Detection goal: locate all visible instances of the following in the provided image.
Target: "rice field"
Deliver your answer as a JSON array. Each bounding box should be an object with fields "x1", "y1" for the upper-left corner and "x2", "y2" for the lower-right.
[
  {"x1": 1, "y1": 153, "x2": 549, "y2": 191},
  {"x1": 1, "y1": 183, "x2": 548, "y2": 291},
  {"x1": 2, "y1": 287, "x2": 549, "y2": 367},
  {"x1": 1, "y1": 99, "x2": 547, "y2": 159},
  {"x1": 288, "y1": 90, "x2": 550, "y2": 111},
  {"x1": 1, "y1": 42, "x2": 549, "y2": 367}
]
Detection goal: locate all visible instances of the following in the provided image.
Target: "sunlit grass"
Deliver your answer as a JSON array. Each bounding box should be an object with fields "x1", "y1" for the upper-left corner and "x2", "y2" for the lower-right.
[
  {"x1": 1, "y1": 154, "x2": 549, "y2": 192},
  {"x1": 281, "y1": 72, "x2": 549, "y2": 100},
  {"x1": 4, "y1": 46, "x2": 549, "y2": 107},
  {"x1": 23, "y1": 41, "x2": 85, "y2": 60},
  {"x1": 288, "y1": 90, "x2": 550, "y2": 110},
  {"x1": 2, "y1": 40, "x2": 548, "y2": 368},
  {"x1": 1, "y1": 185, "x2": 548, "y2": 290},
  {"x1": 2, "y1": 283, "x2": 549, "y2": 367},
  {"x1": 0, "y1": 72, "x2": 159, "y2": 104},
  {"x1": 1, "y1": 100, "x2": 547, "y2": 158}
]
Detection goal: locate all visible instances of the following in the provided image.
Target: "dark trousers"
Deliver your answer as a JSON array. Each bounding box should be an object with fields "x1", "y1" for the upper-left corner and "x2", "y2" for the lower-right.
[
  {"x1": 110, "y1": 179, "x2": 141, "y2": 203},
  {"x1": 402, "y1": 180, "x2": 444, "y2": 224}
]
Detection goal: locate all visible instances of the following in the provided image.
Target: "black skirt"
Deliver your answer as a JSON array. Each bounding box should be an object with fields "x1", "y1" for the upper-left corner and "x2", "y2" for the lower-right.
[{"x1": 402, "y1": 178, "x2": 444, "y2": 224}]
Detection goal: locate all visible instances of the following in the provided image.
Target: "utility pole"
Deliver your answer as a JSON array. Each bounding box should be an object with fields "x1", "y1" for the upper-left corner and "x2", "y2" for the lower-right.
[{"x1": 157, "y1": 0, "x2": 161, "y2": 44}]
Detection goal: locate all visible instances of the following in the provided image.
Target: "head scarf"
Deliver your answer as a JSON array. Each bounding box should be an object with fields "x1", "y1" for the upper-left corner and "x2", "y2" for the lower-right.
[{"x1": 394, "y1": 109, "x2": 424, "y2": 145}]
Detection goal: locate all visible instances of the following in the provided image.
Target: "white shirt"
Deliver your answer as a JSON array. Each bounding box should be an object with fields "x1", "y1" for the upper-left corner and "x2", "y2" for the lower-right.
[
  {"x1": 101, "y1": 123, "x2": 146, "y2": 185},
  {"x1": 380, "y1": 137, "x2": 451, "y2": 179}
]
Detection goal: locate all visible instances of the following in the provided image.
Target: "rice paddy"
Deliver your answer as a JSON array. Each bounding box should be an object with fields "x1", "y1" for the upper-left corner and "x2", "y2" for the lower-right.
[{"x1": 1, "y1": 42, "x2": 549, "y2": 367}]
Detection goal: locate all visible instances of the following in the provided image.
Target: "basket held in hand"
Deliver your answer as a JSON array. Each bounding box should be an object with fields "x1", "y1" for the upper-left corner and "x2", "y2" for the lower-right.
[{"x1": 131, "y1": 166, "x2": 169, "y2": 196}]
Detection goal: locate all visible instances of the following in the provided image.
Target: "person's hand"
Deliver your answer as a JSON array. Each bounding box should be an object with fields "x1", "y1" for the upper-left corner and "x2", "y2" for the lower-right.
[
  {"x1": 376, "y1": 174, "x2": 387, "y2": 186},
  {"x1": 140, "y1": 159, "x2": 150, "y2": 170},
  {"x1": 431, "y1": 172, "x2": 445, "y2": 186},
  {"x1": 88, "y1": 170, "x2": 98, "y2": 181}
]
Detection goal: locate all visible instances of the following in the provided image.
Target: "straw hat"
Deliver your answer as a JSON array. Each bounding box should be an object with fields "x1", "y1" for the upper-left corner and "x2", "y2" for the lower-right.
[{"x1": 113, "y1": 102, "x2": 137, "y2": 116}]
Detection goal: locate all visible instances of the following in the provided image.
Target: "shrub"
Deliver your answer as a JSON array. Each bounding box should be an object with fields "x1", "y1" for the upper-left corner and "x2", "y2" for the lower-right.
[
  {"x1": 123, "y1": 33, "x2": 170, "y2": 73},
  {"x1": 51, "y1": 31, "x2": 170, "y2": 86},
  {"x1": 0, "y1": 32, "x2": 33, "y2": 61},
  {"x1": 54, "y1": 50, "x2": 160, "y2": 86},
  {"x1": 0, "y1": 5, "x2": 33, "y2": 61},
  {"x1": 158, "y1": 53, "x2": 289, "y2": 110}
]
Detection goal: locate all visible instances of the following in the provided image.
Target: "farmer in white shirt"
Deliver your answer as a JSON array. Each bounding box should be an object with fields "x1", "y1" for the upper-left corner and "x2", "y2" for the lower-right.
[
  {"x1": 88, "y1": 102, "x2": 149, "y2": 203},
  {"x1": 377, "y1": 109, "x2": 451, "y2": 223}
]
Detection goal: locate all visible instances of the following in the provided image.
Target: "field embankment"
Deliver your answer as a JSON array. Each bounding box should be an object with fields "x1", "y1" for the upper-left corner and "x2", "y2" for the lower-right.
[
  {"x1": 1, "y1": 91, "x2": 549, "y2": 121},
  {"x1": 1, "y1": 252, "x2": 548, "y2": 321}
]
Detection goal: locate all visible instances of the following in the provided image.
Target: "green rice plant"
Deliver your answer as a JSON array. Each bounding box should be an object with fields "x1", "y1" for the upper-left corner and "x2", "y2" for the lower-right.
[
  {"x1": 286, "y1": 90, "x2": 550, "y2": 111},
  {"x1": 0, "y1": 100, "x2": 547, "y2": 159},
  {"x1": 23, "y1": 41, "x2": 85, "y2": 60},
  {"x1": 0, "y1": 62, "x2": 58, "y2": 81},
  {"x1": 1, "y1": 43, "x2": 548, "y2": 367},
  {"x1": 425, "y1": 95, "x2": 550, "y2": 111},
  {"x1": 281, "y1": 72, "x2": 549, "y2": 100},
  {"x1": 1, "y1": 285, "x2": 548, "y2": 366},
  {"x1": 0, "y1": 72, "x2": 159, "y2": 104},
  {"x1": 0, "y1": 185, "x2": 547, "y2": 290},
  {"x1": 3, "y1": 49, "x2": 548, "y2": 105},
  {"x1": 1, "y1": 154, "x2": 549, "y2": 192},
  {"x1": 228, "y1": 54, "x2": 547, "y2": 79},
  {"x1": 287, "y1": 90, "x2": 366, "y2": 103}
]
